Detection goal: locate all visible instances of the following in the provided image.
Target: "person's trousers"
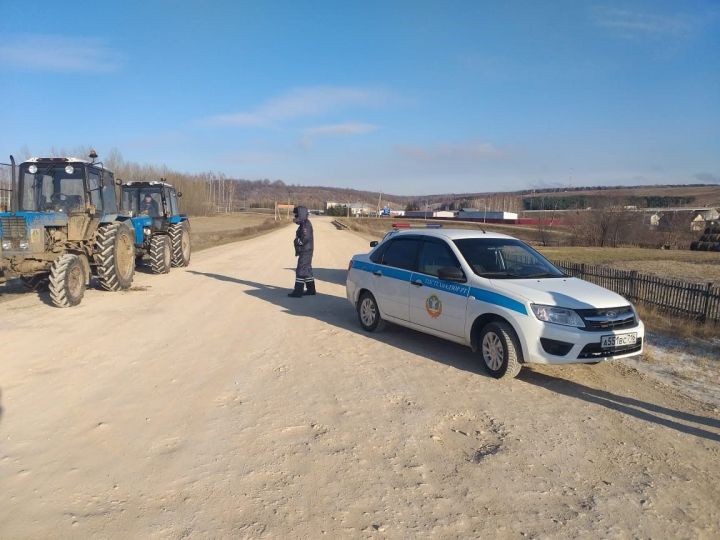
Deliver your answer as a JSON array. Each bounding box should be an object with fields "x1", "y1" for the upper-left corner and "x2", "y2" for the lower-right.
[{"x1": 295, "y1": 251, "x2": 314, "y2": 288}]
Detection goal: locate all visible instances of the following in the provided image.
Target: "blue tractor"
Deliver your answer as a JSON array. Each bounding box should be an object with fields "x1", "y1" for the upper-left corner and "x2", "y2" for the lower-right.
[
  {"x1": 0, "y1": 153, "x2": 136, "y2": 307},
  {"x1": 121, "y1": 181, "x2": 191, "y2": 273}
]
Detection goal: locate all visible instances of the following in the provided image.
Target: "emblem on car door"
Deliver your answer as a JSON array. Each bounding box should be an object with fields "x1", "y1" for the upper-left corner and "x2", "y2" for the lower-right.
[{"x1": 425, "y1": 294, "x2": 443, "y2": 318}]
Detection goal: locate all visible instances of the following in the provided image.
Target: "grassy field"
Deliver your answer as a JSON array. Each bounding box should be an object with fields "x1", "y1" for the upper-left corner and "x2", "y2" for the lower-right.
[
  {"x1": 190, "y1": 213, "x2": 290, "y2": 251},
  {"x1": 538, "y1": 246, "x2": 720, "y2": 284}
]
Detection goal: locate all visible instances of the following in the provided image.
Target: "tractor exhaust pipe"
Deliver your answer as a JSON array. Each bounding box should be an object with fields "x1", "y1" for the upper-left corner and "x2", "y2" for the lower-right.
[{"x1": 10, "y1": 155, "x2": 16, "y2": 212}]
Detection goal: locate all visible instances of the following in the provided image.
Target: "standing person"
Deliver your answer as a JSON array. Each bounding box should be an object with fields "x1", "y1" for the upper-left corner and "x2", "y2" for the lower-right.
[{"x1": 288, "y1": 206, "x2": 316, "y2": 297}]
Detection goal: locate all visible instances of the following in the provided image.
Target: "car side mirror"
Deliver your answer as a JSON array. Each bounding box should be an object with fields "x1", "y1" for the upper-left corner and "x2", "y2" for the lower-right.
[
  {"x1": 370, "y1": 241, "x2": 379, "y2": 248},
  {"x1": 115, "y1": 178, "x2": 122, "y2": 186},
  {"x1": 438, "y1": 267, "x2": 466, "y2": 282},
  {"x1": 177, "y1": 191, "x2": 183, "y2": 197}
]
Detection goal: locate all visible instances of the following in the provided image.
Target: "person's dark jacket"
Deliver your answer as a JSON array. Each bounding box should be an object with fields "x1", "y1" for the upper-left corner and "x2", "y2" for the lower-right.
[{"x1": 293, "y1": 206, "x2": 314, "y2": 256}]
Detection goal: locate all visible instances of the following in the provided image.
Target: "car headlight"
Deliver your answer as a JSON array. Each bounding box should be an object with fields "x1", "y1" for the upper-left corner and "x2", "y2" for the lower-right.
[
  {"x1": 1, "y1": 240, "x2": 12, "y2": 250},
  {"x1": 531, "y1": 304, "x2": 584, "y2": 327}
]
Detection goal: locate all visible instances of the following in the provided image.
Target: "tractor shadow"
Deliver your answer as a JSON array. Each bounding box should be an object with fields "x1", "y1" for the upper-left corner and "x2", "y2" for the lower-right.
[
  {"x1": 189, "y1": 270, "x2": 720, "y2": 443},
  {"x1": 187, "y1": 270, "x2": 488, "y2": 378}
]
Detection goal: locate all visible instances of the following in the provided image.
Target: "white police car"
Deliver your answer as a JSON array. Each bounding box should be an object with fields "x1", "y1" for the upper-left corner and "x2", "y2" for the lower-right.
[{"x1": 346, "y1": 228, "x2": 644, "y2": 379}]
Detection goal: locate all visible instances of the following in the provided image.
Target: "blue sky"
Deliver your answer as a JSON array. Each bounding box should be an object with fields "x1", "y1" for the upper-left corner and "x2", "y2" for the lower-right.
[{"x1": 1, "y1": 0, "x2": 718, "y2": 194}]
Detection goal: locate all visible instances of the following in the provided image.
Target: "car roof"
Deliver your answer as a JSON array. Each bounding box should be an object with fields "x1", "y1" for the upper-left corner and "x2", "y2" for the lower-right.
[{"x1": 387, "y1": 228, "x2": 517, "y2": 241}]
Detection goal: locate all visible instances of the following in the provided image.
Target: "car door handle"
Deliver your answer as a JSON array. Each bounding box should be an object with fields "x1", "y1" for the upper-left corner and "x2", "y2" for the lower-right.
[
  {"x1": 411, "y1": 280, "x2": 423, "y2": 287},
  {"x1": 372, "y1": 270, "x2": 382, "y2": 276}
]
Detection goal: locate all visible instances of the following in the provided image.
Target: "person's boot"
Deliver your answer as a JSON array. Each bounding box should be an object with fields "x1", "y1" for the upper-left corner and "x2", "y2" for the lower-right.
[
  {"x1": 288, "y1": 281, "x2": 304, "y2": 298},
  {"x1": 305, "y1": 280, "x2": 316, "y2": 296}
]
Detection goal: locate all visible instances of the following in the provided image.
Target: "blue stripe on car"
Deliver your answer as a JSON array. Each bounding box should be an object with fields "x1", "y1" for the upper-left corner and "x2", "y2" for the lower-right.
[
  {"x1": 352, "y1": 259, "x2": 527, "y2": 316},
  {"x1": 469, "y1": 287, "x2": 528, "y2": 316}
]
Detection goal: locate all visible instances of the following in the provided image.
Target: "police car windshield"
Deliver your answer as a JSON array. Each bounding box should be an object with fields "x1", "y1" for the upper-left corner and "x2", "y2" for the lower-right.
[{"x1": 453, "y1": 238, "x2": 564, "y2": 279}]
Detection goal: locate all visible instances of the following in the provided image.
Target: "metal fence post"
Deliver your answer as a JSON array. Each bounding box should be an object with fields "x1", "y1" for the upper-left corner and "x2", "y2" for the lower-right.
[{"x1": 580, "y1": 263, "x2": 586, "y2": 280}]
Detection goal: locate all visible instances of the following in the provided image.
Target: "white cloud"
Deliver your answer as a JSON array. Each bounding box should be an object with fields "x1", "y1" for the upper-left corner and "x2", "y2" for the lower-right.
[
  {"x1": 0, "y1": 34, "x2": 122, "y2": 73},
  {"x1": 592, "y1": 6, "x2": 697, "y2": 38},
  {"x1": 299, "y1": 122, "x2": 378, "y2": 148},
  {"x1": 205, "y1": 86, "x2": 390, "y2": 128},
  {"x1": 395, "y1": 141, "x2": 503, "y2": 161}
]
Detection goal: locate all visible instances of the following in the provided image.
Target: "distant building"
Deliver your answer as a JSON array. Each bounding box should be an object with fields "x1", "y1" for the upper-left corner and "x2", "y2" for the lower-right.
[
  {"x1": 691, "y1": 209, "x2": 719, "y2": 231},
  {"x1": 457, "y1": 209, "x2": 518, "y2": 221},
  {"x1": 403, "y1": 210, "x2": 457, "y2": 219}
]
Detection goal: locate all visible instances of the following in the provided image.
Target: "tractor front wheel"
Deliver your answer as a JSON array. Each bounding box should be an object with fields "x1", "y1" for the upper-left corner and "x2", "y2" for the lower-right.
[
  {"x1": 95, "y1": 223, "x2": 135, "y2": 291},
  {"x1": 49, "y1": 254, "x2": 86, "y2": 307},
  {"x1": 169, "y1": 222, "x2": 191, "y2": 267},
  {"x1": 149, "y1": 235, "x2": 171, "y2": 274}
]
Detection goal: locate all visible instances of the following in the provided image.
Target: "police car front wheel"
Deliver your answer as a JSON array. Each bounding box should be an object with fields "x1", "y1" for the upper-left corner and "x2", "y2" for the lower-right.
[
  {"x1": 479, "y1": 322, "x2": 522, "y2": 379},
  {"x1": 357, "y1": 291, "x2": 385, "y2": 332}
]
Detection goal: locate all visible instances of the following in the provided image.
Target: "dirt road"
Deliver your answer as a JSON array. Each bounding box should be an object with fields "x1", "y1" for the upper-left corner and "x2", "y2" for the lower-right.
[{"x1": 1, "y1": 217, "x2": 718, "y2": 538}]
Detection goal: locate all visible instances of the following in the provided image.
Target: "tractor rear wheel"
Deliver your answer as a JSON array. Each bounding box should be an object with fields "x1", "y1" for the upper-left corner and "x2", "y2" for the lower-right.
[
  {"x1": 149, "y1": 235, "x2": 171, "y2": 274},
  {"x1": 95, "y1": 223, "x2": 135, "y2": 291},
  {"x1": 169, "y1": 222, "x2": 191, "y2": 267},
  {"x1": 49, "y1": 254, "x2": 86, "y2": 307},
  {"x1": 21, "y1": 273, "x2": 49, "y2": 291}
]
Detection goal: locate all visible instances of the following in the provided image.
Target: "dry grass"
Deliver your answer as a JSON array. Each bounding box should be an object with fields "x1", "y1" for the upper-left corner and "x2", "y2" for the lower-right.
[
  {"x1": 636, "y1": 305, "x2": 720, "y2": 342},
  {"x1": 537, "y1": 246, "x2": 720, "y2": 284},
  {"x1": 190, "y1": 213, "x2": 290, "y2": 251}
]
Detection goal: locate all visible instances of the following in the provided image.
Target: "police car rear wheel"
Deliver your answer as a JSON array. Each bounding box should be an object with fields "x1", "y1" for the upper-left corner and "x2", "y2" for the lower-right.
[
  {"x1": 358, "y1": 292, "x2": 384, "y2": 332},
  {"x1": 480, "y1": 322, "x2": 522, "y2": 379}
]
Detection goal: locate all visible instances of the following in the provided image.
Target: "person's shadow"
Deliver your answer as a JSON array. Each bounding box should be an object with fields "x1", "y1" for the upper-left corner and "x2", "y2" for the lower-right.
[
  {"x1": 283, "y1": 267, "x2": 347, "y2": 286},
  {"x1": 189, "y1": 270, "x2": 720, "y2": 443},
  {"x1": 187, "y1": 270, "x2": 486, "y2": 377}
]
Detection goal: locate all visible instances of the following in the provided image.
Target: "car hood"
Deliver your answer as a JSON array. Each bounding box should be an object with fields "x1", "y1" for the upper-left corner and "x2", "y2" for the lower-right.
[{"x1": 490, "y1": 277, "x2": 630, "y2": 310}]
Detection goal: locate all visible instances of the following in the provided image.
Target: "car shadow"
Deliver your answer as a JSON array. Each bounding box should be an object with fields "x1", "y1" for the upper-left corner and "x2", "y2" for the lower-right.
[
  {"x1": 283, "y1": 267, "x2": 347, "y2": 286},
  {"x1": 519, "y1": 369, "x2": 720, "y2": 442},
  {"x1": 189, "y1": 270, "x2": 720, "y2": 443},
  {"x1": 187, "y1": 270, "x2": 488, "y2": 378}
]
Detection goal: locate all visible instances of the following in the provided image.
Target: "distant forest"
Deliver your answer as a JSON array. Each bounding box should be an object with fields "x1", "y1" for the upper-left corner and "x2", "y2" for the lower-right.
[{"x1": 523, "y1": 195, "x2": 697, "y2": 211}]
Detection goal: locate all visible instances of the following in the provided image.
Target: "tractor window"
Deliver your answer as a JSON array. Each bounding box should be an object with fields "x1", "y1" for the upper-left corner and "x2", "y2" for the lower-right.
[
  {"x1": 139, "y1": 191, "x2": 162, "y2": 217},
  {"x1": 168, "y1": 190, "x2": 179, "y2": 215},
  {"x1": 102, "y1": 172, "x2": 118, "y2": 214},
  {"x1": 122, "y1": 188, "x2": 139, "y2": 213},
  {"x1": 88, "y1": 171, "x2": 102, "y2": 213},
  {"x1": 19, "y1": 164, "x2": 86, "y2": 212}
]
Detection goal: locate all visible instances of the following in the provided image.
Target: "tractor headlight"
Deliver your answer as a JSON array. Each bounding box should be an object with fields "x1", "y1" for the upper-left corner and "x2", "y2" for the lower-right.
[
  {"x1": 143, "y1": 227, "x2": 152, "y2": 237},
  {"x1": 18, "y1": 240, "x2": 29, "y2": 250},
  {"x1": 1, "y1": 240, "x2": 12, "y2": 250},
  {"x1": 531, "y1": 304, "x2": 584, "y2": 327}
]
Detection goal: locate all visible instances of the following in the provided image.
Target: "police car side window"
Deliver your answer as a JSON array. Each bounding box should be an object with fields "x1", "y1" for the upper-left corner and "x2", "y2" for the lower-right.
[
  {"x1": 369, "y1": 241, "x2": 389, "y2": 263},
  {"x1": 381, "y1": 238, "x2": 421, "y2": 271},
  {"x1": 418, "y1": 239, "x2": 462, "y2": 277}
]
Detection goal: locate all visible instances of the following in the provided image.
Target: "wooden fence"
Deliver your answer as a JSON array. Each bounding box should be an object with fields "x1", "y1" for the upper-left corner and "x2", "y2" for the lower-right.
[{"x1": 553, "y1": 261, "x2": 720, "y2": 324}]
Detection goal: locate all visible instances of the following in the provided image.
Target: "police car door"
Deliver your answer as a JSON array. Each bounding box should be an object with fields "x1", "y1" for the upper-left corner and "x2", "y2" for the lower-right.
[
  {"x1": 409, "y1": 237, "x2": 469, "y2": 338},
  {"x1": 372, "y1": 236, "x2": 421, "y2": 322}
]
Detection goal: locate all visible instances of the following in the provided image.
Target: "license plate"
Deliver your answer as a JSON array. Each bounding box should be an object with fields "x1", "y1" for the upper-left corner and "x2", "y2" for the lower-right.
[{"x1": 601, "y1": 333, "x2": 637, "y2": 349}]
